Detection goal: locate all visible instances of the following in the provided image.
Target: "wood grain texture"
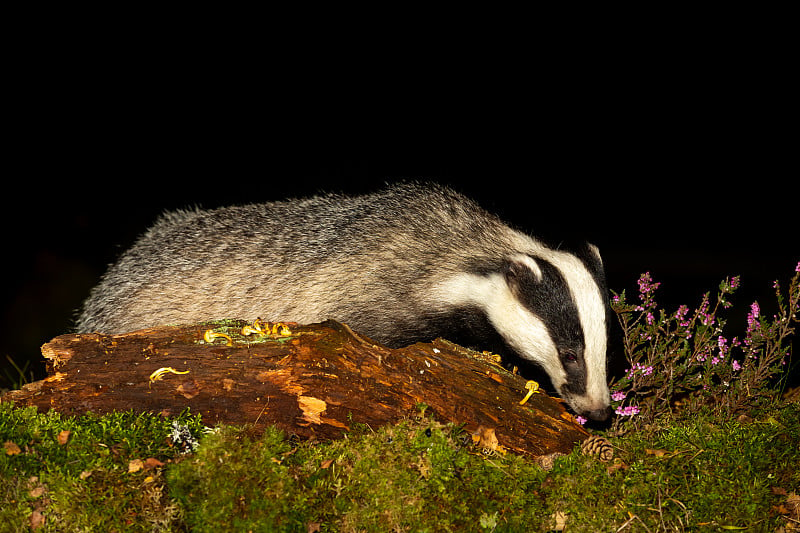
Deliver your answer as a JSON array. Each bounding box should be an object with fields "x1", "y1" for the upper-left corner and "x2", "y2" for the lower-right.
[{"x1": 2, "y1": 320, "x2": 588, "y2": 458}]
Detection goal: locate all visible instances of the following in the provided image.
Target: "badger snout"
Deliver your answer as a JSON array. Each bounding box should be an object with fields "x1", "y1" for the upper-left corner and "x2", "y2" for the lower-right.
[{"x1": 584, "y1": 405, "x2": 612, "y2": 422}]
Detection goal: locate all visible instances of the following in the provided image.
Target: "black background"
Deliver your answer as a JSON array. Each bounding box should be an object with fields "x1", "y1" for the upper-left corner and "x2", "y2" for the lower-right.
[
  {"x1": 2, "y1": 41, "x2": 797, "y2": 390},
  {"x1": 2, "y1": 145, "x2": 796, "y2": 389}
]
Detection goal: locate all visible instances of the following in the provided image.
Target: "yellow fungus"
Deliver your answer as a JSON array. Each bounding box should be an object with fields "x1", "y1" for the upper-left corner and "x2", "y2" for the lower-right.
[
  {"x1": 519, "y1": 380, "x2": 540, "y2": 405},
  {"x1": 148, "y1": 367, "x2": 190, "y2": 387},
  {"x1": 203, "y1": 330, "x2": 233, "y2": 346}
]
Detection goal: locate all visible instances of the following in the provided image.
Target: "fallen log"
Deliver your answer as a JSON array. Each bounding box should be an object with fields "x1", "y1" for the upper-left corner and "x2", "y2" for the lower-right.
[{"x1": 1, "y1": 319, "x2": 588, "y2": 458}]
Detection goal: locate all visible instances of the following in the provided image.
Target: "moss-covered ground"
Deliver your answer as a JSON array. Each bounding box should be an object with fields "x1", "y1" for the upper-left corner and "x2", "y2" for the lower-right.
[{"x1": 1, "y1": 401, "x2": 798, "y2": 532}]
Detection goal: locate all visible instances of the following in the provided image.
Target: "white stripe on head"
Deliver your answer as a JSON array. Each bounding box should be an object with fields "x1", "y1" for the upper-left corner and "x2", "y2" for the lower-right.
[
  {"x1": 431, "y1": 270, "x2": 567, "y2": 389},
  {"x1": 538, "y1": 248, "x2": 610, "y2": 413}
]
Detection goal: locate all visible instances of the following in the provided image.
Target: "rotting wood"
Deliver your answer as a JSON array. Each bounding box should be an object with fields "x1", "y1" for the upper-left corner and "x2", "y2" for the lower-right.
[{"x1": 1, "y1": 319, "x2": 589, "y2": 458}]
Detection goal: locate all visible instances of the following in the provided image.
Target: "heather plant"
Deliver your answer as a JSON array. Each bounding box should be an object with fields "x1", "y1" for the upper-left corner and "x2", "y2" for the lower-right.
[{"x1": 608, "y1": 262, "x2": 799, "y2": 433}]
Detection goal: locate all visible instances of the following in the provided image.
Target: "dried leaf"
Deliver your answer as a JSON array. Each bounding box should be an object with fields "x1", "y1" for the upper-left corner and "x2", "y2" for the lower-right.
[
  {"x1": 307, "y1": 522, "x2": 321, "y2": 533},
  {"x1": 4, "y1": 441, "x2": 21, "y2": 455},
  {"x1": 606, "y1": 457, "x2": 629, "y2": 475},
  {"x1": 30, "y1": 510, "x2": 45, "y2": 530},
  {"x1": 57, "y1": 430, "x2": 71, "y2": 445},
  {"x1": 551, "y1": 510, "x2": 568, "y2": 531},
  {"x1": 128, "y1": 459, "x2": 144, "y2": 473},
  {"x1": 472, "y1": 426, "x2": 499, "y2": 450},
  {"x1": 320, "y1": 458, "x2": 334, "y2": 469},
  {"x1": 471, "y1": 426, "x2": 505, "y2": 454},
  {"x1": 79, "y1": 470, "x2": 93, "y2": 480},
  {"x1": 145, "y1": 457, "x2": 165, "y2": 469},
  {"x1": 786, "y1": 492, "x2": 800, "y2": 519},
  {"x1": 29, "y1": 486, "x2": 45, "y2": 498},
  {"x1": 645, "y1": 448, "x2": 670, "y2": 457}
]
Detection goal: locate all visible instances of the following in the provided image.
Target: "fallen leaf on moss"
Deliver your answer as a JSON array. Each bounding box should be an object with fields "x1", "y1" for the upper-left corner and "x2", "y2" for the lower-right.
[
  {"x1": 57, "y1": 430, "x2": 71, "y2": 445},
  {"x1": 472, "y1": 426, "x2": 502, "y2": 453},
  {"x1": 145, "y1": 457, "x2": 165, "y2": 469},
  {"x1": 645, "y1": 448, "x2": 670, "y2": 457},
  {"x1": 550, "y1": 510, "x2": 567, "y2": 531},
  {"x1": 30, "y1": 510, "x2": 45, "y2": 530},
  {"x1": 786, "y1": 492, "x2": 800, "y2": 519},
  {"x1": 606, "y1": 457, "x2": 629, "y2": 475},
  {"x1": 128, "y1": 459, "x2": 144, "y2": 473},
  {"x1": 4, "y1": 441, "x2": 21, "y2": 455}
]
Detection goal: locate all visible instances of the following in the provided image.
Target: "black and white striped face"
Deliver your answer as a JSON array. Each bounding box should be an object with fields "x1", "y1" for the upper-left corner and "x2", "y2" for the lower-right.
[
  {"x1": 498, "y1": 251, "x2": 611, "y2": 421},
  {"x1": 434, "y1": 247, "x2": 611, "y2": 421}
]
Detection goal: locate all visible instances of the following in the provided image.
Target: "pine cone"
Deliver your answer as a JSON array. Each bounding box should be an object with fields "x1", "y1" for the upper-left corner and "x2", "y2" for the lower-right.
[{"x1": 580, "y1": 435, "x2": 614, "y2": 462}]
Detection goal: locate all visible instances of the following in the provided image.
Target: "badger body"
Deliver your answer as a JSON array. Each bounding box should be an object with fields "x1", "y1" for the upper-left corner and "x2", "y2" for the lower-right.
[{"x1": 76, "y1": 183, "x2": 612, "y2": 420}]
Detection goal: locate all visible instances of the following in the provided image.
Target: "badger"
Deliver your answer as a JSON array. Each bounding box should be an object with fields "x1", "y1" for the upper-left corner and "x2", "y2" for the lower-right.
[{"x1": 76, "y1": 182, "x2": 612, "y2": 421}]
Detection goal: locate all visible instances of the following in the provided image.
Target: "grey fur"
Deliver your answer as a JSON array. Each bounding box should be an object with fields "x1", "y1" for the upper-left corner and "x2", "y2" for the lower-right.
[{"x1": 76, "y1": 182, "x2": 611, "y2": 419}]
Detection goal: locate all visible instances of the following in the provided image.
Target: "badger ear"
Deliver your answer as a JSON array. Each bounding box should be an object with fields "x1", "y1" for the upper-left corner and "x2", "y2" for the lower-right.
[
  {"x1": 587, "y1": 243, "x2": 602, "y2": 265},
  {"x1": 503, "y1": 255, "x2": 542, "y2": 287}
]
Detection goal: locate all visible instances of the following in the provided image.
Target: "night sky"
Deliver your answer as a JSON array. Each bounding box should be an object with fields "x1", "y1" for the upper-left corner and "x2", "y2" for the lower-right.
[{"x1": 2, "y1": 115, "x2": 797, "y2": 390}]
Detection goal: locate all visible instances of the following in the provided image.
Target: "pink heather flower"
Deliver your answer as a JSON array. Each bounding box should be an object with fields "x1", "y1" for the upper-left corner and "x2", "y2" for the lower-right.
[
  {"x1": 575, "y1": 415, "x2": 587, "y2": 425},
  {"x1": 676, "y1": 305, "x2": 690, "y2": 327},
  {"x1": 717, "y1": 336, "x2": 729, "y2": 359},
  {"x1": 732, "y1": 360, "x2": 741, "y2": 371},
  {"x1": 730, "y1": 276, "x2": 740, "y2": 290},
  {"x1": 615, "y1": 405, "x2": 641, "y2": 417},
  {"x1": 698, "y1": 296, "x2": 714, "y2": 326},
  {"x1": 627, "y1": 362, "x2": 654, "y2": 377},
  {"x1": 612, "y1": 391, "x2": 627, "y2": 402},
  {"x1": 637, "y1": 272, "x2": 661, "y2": 309},
  {"x1": 646, "y1": 312, "x2": 655, "y2": 325},
  {"x1": 796, "y1": 261, "x2": 799, "y2": 272},
  {"x1": 711, "y1": 357, "x2": 720, "y2": 366},
  {"x1": 638, "y1": 272, "x2": 656, "y2": 294},
  {"x1": 746, "y1": 302, "x2": 761, "y2": 344}
]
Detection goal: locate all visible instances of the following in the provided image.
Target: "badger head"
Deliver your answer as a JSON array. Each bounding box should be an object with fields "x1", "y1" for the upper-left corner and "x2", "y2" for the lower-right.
[
  {"x1": 495, "y1": 251, "x2": 611, "y2": 421},
  {"x1": 435, "y1": 246, "x2": 612, "y2": 421}
]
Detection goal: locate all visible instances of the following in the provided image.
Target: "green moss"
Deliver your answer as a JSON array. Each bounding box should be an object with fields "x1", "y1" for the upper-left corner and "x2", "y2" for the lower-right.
[
  {"x1": 0, "y1": 403, "x2": 203, "y2": 532},
  {"x1": 1, "y1": 401, "x2": 797, "y2": 531}
]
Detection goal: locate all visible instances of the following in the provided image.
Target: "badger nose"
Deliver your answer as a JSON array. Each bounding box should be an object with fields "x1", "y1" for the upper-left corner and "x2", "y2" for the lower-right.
[{"x1": 586, "y1": 406, "x2": 612, "y2": 422}]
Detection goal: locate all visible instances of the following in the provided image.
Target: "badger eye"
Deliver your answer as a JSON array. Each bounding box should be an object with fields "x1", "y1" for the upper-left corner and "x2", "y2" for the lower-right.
[{"x1": 561, "y1": 350, "x2": 578, "y2": 364}]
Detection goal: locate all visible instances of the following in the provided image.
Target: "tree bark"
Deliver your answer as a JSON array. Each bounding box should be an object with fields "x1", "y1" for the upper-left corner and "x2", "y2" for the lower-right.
[{"x1": 1, "y1": 320, "x2": 588, "y2": 458}]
